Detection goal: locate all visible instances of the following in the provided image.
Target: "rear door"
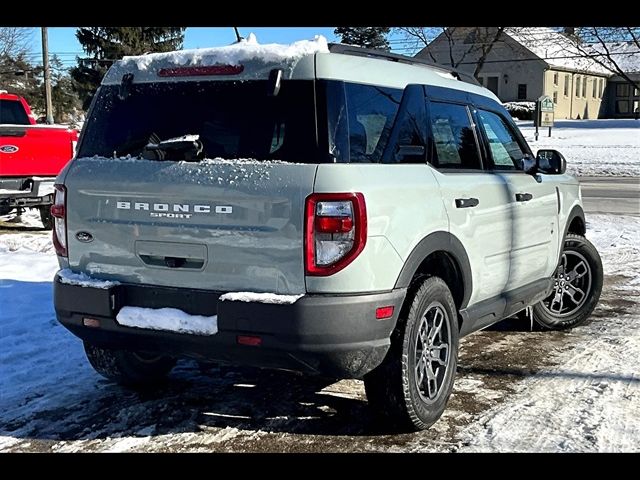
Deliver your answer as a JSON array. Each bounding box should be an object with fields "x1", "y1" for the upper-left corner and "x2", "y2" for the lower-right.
[
  {"x1": 425, "y1": 97, "x2": 513, "y2": 307},
  {"x1": 473, "y1": 108, "x2": 559, "y2": 287}
]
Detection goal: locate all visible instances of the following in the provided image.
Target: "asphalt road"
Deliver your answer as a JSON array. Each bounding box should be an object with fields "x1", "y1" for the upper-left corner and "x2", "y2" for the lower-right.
[{"x1": 579, "y1": 176, "x2": 639, "y2": 216}]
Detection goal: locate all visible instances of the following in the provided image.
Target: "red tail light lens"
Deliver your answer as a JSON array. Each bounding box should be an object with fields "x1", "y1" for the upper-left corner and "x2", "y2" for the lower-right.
[
  {"x1": 305, "y1": 193, "x2": 367, "y2": 276},
  {"x1": 51, "y1": 184, "x2": 67, "y2": 257}
]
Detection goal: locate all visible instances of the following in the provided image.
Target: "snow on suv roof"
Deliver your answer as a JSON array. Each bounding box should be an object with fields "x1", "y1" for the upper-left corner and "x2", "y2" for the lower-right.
[
  {"x1": 102, "y1": 34, "x2": 498, "y2": 102},
  {"x1": 103, "y1": 34, "x2": 328, "y2": 85}
]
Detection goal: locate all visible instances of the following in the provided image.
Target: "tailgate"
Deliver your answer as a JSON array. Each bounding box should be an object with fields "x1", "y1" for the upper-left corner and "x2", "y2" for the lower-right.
[
  {"x1": 64, "y1": 157, "x2": 317, "y2": 295},
  {"x1": 0, "y1": 125, "x2": 75, "y2": 177}
]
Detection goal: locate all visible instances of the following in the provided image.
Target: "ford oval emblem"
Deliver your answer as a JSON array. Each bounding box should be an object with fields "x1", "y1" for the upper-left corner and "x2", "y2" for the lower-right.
[
  {"x1": 0, "y1": 145, "x2": 19, "y2": 154},
  {"x1": 76, "y1": 231, "x2": 94, "y2": 243}
]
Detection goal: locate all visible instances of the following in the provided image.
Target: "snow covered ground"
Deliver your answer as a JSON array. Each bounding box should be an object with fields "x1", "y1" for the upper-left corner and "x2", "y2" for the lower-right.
[
  {"x1": 0, "y1": 213, "x2": 638, "y2": 452},
  {"x1": 517, "y1": 119, "x2": 640, "y2": 177}
]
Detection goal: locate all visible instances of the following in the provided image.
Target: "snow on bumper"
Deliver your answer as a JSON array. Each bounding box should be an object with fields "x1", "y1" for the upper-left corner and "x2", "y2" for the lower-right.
[{"x1": 52, "y1": 275, "x2": 407, "y2": 378}]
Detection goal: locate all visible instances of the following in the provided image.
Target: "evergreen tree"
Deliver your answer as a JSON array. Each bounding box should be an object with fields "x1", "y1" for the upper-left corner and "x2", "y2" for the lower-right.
[
  {"x1": 50, "y1": 55, "x2": 80, "y2": 123},
  {"x1": 0, "y1": 53, "x2": 42, "y2": 108},
  {"x1": 70, "y1": 27, "x2": 186, "y2": 109},
  {"x1": 334, "y1": 27, "x2": 390, "y2": 50}
]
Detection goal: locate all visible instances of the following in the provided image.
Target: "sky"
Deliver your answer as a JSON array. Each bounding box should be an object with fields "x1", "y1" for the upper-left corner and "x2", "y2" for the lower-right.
[{"x1": 21, "y1": 27, "x2": 415, "y2": 68}]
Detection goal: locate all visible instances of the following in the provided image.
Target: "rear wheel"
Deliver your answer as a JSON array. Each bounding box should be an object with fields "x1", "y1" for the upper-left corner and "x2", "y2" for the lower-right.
[
  {"x1": 533, "y1": 234, "x2": 603, "y2": 330},
  {"x1": 84, "y1": 342, "x2": 176, "y2": 388},
  {"x1": 39, "y1": 206, "x2": 53, "y2": 230},
  {"x1": 364, "y1": 276, "x2": 459, "y2": 431}
]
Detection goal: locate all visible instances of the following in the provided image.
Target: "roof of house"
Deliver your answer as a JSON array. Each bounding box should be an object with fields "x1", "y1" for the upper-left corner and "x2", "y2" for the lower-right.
[
  {"x1": 504, "y1": 27, "x2": 610, "y2": 75},
  {"x1": 590, "y1": 41, "x2": 640, "y2": 74}
]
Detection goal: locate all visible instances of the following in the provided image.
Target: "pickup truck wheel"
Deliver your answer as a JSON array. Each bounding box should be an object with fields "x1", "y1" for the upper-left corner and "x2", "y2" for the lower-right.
[
  {"x1": 533, "y1": 234, "x2": 603, "y2": 330},
  {"x1": 38, "y1": 206, "x2": 53, "y2": 230},
  {"x1": 84, "y1": 342, "x2": 176, "y2": 388},
  {"x1": 364, "y1": 277, "x2": 459, "y2": 432}
]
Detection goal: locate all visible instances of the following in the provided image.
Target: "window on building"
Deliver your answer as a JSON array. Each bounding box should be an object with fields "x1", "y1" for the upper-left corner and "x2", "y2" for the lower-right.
[
  {"x1": 576, "y1": 77, "x2": 581, "y2": 97},
  {"x1": 429, "y1": 102, "x2": 482, "y2": 170},
  {"x1": 517, "y1": 84, "x2": 527, "y2": 100},
  {"x1": 582, "y1": 77, "x2": 587, "y2": 97},
  {"x1": 344, "y1": 83, "x2": 402, "y2": 163},
  {"x1": 634, "y1": 87, "x2": 639, "y2": 97},
  {"x1": 616, "y1": 100, "x2": 630, "y2": 114},
  {"x1": 476, "y1": 109, "x2": 526, "y2": 170},
  {"x1": 553, "y1": 91, "x2": 558, "y2": 104},
  {"x1": 593, "y1": 78, "x2": 598, "y2": 98},
  {"x1": 553, "y1": 72, "x2": 559, "y2": 86},
  {"x1": 616, "y1": 84, "x2": 630, "y2": 97},
  {"x1": 599, "y1": 78, "x2": 604, "y2": 98},
  {"x1": 564, "y1": 75, "x2": 570, "y2": 96}
]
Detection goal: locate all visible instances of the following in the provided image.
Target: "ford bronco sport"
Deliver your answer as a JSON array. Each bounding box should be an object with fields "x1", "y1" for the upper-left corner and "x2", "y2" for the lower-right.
[{"x1": 52, "y1": 37, "x2": 603, "y2": 431}]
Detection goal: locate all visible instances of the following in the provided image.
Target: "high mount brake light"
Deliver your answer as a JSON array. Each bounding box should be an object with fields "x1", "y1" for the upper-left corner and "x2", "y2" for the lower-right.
[{"x1": 158, "y1": 65, "x2": 245, "y2": 77}]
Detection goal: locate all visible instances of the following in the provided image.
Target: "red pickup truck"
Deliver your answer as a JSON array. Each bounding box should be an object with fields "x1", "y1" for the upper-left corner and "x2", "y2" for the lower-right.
[{"x1": 0, "y1": 91, "x2": 78, "y2": 228}]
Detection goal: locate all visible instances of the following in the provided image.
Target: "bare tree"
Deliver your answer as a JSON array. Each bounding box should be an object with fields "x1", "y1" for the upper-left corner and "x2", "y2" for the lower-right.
[
  {"x1": 395, "y1": 27, "x2": 507, "y2": 77},
  {"x1": 0, "y1": 27, "x2": 33, "y2": 58},
  {"x1": 572, "y1": 27, "x2": 640, "y2": 90}
]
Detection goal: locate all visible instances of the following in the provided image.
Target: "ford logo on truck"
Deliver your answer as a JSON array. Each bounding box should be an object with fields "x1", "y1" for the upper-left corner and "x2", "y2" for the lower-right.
[
  {"x1": 116, "y1": 201, "x2": 232, "y2": 219},
  {"x1": 0, "y1": 145, "x2": 19, "y2": 153}
]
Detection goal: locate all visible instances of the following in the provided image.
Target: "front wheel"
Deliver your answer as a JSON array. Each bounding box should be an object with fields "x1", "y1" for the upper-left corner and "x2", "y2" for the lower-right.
[
  {"x1": 364, "y1": 276, "x2": 459, "y2": 432},
  {"x1": 533, "y1": 234, "x2": 603, "y2": 330}
]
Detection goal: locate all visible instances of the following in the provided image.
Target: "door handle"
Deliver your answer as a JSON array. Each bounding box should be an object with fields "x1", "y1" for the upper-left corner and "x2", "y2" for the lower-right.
[
  {"x1": 455, "y1": 197, "x2": 479, "y2": 208},
  {"x1": 515, "y1": 193, "x2": 533, "y2": 202}
]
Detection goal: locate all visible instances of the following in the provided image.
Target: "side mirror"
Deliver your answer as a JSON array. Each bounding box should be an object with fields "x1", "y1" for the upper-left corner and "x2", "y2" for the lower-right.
[
  {"x1": 520, "y1": 154, "x2": 537, "y2": 174},
  {"x1": 536, "y1": 149, "x2": 567, "y2": 175},
  {"x1": 395, "y1": 144, "x2": 425, "y2": 163}
]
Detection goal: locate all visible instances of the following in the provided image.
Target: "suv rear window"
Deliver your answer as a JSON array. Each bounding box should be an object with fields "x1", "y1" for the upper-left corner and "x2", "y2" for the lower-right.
[
  {"x1": 78, "y1": 80, "x2": 323, "y2": 163},
  {"x1": 0, "y1": 99, "x2": 30, "y2": 125}
]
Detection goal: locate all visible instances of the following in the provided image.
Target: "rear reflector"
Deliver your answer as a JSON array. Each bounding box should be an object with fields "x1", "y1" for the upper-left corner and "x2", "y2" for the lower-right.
[
  {"x1": 375, "y1": 306, "x2": 394, "y2": 320},
  {"x1": 237, "y1": 335, "x2": 262, "y2": 346},
  {"x1": 82, "y1": 317, "x2": 101, "y2": 328},
  {"x1": 158, "y1": 65, "x2": 244, "y2": 77}
]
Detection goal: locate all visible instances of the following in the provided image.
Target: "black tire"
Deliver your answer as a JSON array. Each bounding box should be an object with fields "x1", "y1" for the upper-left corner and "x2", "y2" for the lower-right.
[
  {"x1": 364, "y1": 276, "x2": 459, "y2": 432},
  {"x1": 84, "y1": 342, "x2": 176, "y2": 388},
  {"x1": 533, "y1": 233, "x2": 603, "y2": 330},
  {"x1": 39, "y1": 206, "x2": 53, "y2": 230}
]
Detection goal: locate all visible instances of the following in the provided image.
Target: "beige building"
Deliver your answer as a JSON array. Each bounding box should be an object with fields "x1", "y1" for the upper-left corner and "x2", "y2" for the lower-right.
[{"x1": 417, "y1": 28, "x2": 610, "y2": 119}]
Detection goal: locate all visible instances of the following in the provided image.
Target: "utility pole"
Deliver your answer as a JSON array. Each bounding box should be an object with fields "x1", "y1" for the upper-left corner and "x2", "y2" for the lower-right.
[{"x1": 41, "y1": 27, "x2": 54, "y2": 125}]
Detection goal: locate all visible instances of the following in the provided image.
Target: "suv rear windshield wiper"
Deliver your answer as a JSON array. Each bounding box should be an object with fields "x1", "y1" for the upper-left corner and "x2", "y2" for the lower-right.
[{"x1": 141, "y1": 135, "x2": 204, "y2": 162}]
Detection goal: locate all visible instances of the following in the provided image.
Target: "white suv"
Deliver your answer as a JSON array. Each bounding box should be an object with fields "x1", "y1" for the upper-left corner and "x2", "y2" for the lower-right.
[{"x1": 52, "y1": 38, "x2": 603, "y2": 431}]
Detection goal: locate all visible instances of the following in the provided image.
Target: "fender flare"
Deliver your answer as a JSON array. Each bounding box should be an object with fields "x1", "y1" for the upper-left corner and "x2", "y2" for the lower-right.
[
  {"x1": 393, "y1": 231, "x2": 473, "y2": 309},
  {"x1": 563, "y1": 204, "x2": 586, "y2": 239}
]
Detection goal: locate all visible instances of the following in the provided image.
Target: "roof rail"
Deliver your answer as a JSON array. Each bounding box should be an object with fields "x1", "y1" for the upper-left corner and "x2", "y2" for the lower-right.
[{"x1": 327, "y1": 43, "x2": 480, "y2": 87}]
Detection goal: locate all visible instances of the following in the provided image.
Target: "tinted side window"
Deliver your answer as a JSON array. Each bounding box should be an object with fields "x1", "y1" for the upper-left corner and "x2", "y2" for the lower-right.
[
  {"x1": 0, "y1": 100, "x2": 30, "y2": 125},
  {"x1": 387, "y1": 86, "x2": 427, "y2": 164},
  {"x1": 345, "y1": 83, "x2": 402, "y2": 163},
  {"x1": 429, "y1": 102, "x2": 482, "y2": 170},
  {"x1": 476, "y1": 109, "x2": 526, "y2": 170}
]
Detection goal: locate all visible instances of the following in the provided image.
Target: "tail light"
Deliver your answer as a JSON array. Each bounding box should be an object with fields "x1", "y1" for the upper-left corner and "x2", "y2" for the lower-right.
[
  {"x1": 305, "y1": 193, "x2": 367, "y2": 276},
  {"x1": 51, "y1": 184, "x2": 67, "y2": 257}
]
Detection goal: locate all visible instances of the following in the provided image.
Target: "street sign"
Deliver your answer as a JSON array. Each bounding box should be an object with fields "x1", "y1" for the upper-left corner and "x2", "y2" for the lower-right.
[
  {"x1": 540, "y1": 111, "x2": 554, "y2": 127},
  {"x1": 534, "y1": 95, "x2": 555, "y2": 139},
  {"x1": 539, "y1": 95, "x2": 554, "y2": 113}
]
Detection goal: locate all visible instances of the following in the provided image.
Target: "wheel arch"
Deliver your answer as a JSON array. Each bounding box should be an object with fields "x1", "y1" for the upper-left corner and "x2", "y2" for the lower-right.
[
  {"x1": 394, "y1": 231, "x2": 472, "y2": 311},
  {"x1": 565, "y1": 205, "x2": 586, "y2": 237}
]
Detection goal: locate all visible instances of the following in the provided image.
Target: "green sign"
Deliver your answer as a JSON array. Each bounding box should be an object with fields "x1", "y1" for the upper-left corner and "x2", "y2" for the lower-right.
[{"x1": 539, "y1": 95, "x2": 554, "y2": 112}]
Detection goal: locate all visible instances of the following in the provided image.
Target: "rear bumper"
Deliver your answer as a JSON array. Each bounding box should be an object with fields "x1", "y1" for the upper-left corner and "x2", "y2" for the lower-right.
[
  {"x1": 0, "y1": 176, "x2": 55, "y2": 208},
  {"x1": 53, "y1": 275, "x2": 406, "y2": 378}
]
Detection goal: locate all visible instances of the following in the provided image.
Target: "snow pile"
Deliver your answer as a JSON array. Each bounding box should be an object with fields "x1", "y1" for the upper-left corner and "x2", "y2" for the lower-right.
[
  {"x1": 122, "y1": 34, "x2": 329, "y2": 71},
  {"x1": 219, "y1": 291, "x2": 304, "y2": 305},
  {"x1": 116, "y1": 306, "x2": 218, "y2": 336},
  {"x1": 57, "y1": 268, "x2": 120, "y2": 289},
  {"x1": 517, "y1": 119, "x2": 640, "y2": 176}
]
